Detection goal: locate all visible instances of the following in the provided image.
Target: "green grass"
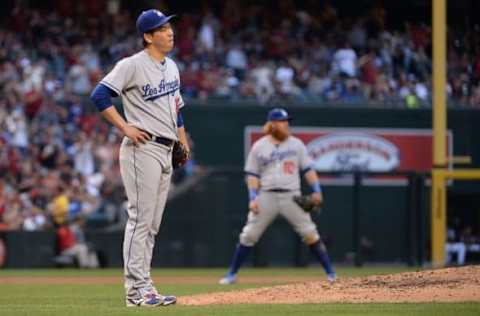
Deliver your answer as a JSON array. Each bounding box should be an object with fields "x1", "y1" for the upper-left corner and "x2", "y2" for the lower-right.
[
  {"x1": 0, "y1": 267, "x2": 478, "y2": 316},
  {"x1": 0, "y1": 266, "x2": 417, "y2": 277}
]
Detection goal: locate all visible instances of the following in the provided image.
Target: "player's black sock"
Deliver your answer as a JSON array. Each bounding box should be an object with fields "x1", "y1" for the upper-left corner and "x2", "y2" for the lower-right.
[
  {"x1": 228, "y1": 243, "x2": 252, "y2": 275},
  {"x1": 309, "y1": 240, "x2": 335, "y2": 275}
]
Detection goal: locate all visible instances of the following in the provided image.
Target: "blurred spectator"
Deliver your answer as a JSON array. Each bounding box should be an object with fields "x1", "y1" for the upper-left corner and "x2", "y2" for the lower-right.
[
  {"x1": 250, "y1": 59, "x2": 275, "y2": 104},
  {"x1": 72, "y1": 132, "x2": 95, "y2": 177},
  {"x1": 22, "y1": 204, "x2": 47, "y2": 231},
  {"x1": 332, "y1": 41, "x2": 358, "y2": 78},
  {"x1": 198, "y1": 11, "x2": 218, "y2": 54},
  {"x1": 49, "y1": 185, "x2": 69, "y2": 226},
  {"x1": 275, "y1": 60, "x2": 301, "y2": 98},
  {"x1": 66, "y1": 61, "x2": 92, "y2": 96},
  {"x1": 446, "y1": 218, "x2": 480, "y2": 266},
  {"x1": 226, "y1": 43, "x2": 248, "y2": 81},
  {"x1": 5, "y1": 106, "x2": 29, "y2": 155},
  {"x1": 461, "y1": 226, "x2": 480, "y2": 257},
  {"x1": 55, "y1": 222, "x2": 99, "y2": 268},
  {"x1": 1, "y1": 196, "x2": 23, "y2": 230},
  {"x1": 445, "y1": 219, "x2": 467, "y2": 266}
]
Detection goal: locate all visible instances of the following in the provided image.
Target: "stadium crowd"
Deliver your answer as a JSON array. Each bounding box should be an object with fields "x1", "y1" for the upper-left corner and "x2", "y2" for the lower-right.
[
  {"x1": 1, "y1": 1, "x2": 480, "y2": 108},
  {"x1": 1, "y1": 1, "x2": 480, "y2": 233}
]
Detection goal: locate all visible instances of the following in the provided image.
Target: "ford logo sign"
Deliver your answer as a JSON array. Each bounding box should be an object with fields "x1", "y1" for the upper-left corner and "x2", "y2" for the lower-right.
[{"x1": 307, "y1": 133, "x2": 400, "y2": 172}]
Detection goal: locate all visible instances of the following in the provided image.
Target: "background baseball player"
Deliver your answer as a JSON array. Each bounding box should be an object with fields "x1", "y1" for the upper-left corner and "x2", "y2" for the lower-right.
[
  {"x1": 90, "y1": 9, "x2": 189, "y2": 307},
  {"x1": 219, "y1": 108, "x2": 335, "y2": 284}
]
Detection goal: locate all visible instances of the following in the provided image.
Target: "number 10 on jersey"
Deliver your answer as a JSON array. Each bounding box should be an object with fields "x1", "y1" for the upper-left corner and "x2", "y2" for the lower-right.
[{"x1": 283, "y1": 161, "x2": 295, "y2": 174}]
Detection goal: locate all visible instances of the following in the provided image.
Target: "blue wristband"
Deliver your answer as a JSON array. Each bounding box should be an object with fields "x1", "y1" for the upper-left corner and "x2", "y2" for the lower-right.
[
  {"x1": 248, "y1": 189, "x2": 257, "y2": 201},
  {"x1": 177, "y1": 112, "x2": 184, "y2": 127},
  {"x1": 310, "y1": 181, "x2": 322, "y2": 193}
]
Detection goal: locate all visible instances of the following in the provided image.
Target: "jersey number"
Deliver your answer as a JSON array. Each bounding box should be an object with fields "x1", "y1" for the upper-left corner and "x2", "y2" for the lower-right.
[{"x1": 283, "y1": 161, "x2": 295, "y2": 175}]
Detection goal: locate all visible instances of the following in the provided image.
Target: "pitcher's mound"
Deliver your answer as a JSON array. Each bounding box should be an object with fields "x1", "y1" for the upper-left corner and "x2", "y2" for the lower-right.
[{"x1": 180, "y1": 265, "x2": 480, "y2": 305}]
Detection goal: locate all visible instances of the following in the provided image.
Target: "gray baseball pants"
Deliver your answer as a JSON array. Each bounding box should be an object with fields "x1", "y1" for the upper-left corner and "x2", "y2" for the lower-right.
[
  {"x1": 119, "y1": 137, "x2": 172, "y2": 300},
  {"x1": 240, "y1": 190, "x2": 320, "y2": 246}
]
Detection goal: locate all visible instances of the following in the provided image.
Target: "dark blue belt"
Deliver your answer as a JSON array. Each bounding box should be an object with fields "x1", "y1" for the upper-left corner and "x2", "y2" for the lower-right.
[
  {"x1": 265, "y1": 189, "x2": 291, "y2": 193},
  {"x1": 145, "y1": 132, "x2": 174, "y2": 147}
]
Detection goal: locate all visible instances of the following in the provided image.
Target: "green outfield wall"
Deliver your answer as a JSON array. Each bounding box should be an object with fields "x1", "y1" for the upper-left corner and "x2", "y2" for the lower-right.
[{"x1": 2, "y1": 106, "x2": 479, "y2": 268}]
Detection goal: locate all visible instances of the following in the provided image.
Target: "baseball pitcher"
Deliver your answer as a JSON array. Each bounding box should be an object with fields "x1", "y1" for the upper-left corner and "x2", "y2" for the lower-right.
[
  {"x1": 219, "y1": 108, "x2": 336, "y2": 284},
  {"x1": 90, "y1": 9, "x2": 189, "y2": 307}
]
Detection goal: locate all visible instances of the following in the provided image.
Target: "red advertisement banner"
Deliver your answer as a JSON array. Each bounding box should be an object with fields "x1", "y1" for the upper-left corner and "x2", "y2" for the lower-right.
[{"x1": 245, "y1": 127, "x2": 452, "y2": 185}]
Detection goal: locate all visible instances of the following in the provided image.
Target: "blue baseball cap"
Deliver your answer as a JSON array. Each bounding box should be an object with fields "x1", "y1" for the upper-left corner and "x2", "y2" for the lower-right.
[
  {"x1": 136, "y1": 9, "x2": 176, "y2": 34},
  {"x1": 267, "y1": 108, "x2": 291, "y2": 121}
]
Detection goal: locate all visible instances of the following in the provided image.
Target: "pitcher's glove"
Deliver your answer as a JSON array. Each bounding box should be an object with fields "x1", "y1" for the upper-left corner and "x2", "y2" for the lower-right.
[
  {"x1": 172, "y1": 141, "x2": 190, "y2": 169},
  {"x1": 293, "y1": 195, "x2": 322, "y2": 214}
]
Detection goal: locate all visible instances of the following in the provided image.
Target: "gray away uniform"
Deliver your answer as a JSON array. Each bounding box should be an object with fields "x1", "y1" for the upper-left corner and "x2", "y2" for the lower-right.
[
  {"x1": 101, "y1": 50, "x2": 184, "y2": 300},
  {"x1": 241, "y1": 135, "x2": 320, "y2": 246}
]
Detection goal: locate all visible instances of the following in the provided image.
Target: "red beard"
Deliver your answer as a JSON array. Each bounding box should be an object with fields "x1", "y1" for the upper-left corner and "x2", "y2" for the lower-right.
[{"x1": 271, "y1": 127, "x2": 289, "y2": 141}]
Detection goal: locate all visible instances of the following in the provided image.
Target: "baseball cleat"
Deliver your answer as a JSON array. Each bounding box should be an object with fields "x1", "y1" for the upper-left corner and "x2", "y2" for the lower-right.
[
  {"x1": 159, "y1": 295, "x2": 177, "y2": 306},
  {"x1": 126, "y1": 293, "x2": 176, "y2": 307},
  {"x1": 147, "y1": 287, "x2": 177, "y2": 306},
  {"x1": 219, "y1": 273, "x2": 237, "y2": 285},
  {"x1": 146, "y1": 287, "x2": 177, "y2": 306},
  {"x1": 327, "y1": 273, "x2": 336, "y2": 283},
  {"x1": 126, "y1": 292, "x2": 162, "y2": 307}
]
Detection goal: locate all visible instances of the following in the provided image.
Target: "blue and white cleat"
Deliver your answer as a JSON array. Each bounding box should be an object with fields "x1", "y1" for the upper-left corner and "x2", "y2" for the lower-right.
[
  {"x1": 126, "y1": 292, "x2": 162, "y2": 307},
  {"x1": 126, "y1": 291, "x2": 176, "y2": 307},
  {"x1": 148, "y1": 287, "x2": 177, "y2": 306},
  {"x1": 327, "y1": 273, "x2": 336, "y2": 284},
  {"x1": 159, "y1": 295, "x2": 177, "y2": 306},
  {"x1": 219, "y1": 273, "x2": 237, "y2": 285}
]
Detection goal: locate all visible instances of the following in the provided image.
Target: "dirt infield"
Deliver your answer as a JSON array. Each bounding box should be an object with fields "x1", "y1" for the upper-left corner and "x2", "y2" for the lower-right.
[
  {"x1": 1, "y1": 266, "x2": 478, "y2": 305},
  {"x1": 180, "y1": 266, "x2": 480, "y2": 305}
]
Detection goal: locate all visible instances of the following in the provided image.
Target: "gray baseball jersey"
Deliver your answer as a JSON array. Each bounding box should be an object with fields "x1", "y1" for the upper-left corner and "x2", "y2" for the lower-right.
[
  {"x1": 240, "y1": 135, "x2": 320, "y2": 246},
  {"x1": 245, "y1": 135, "x2": 313, "y2": 191},
  {"x1": 101, "y1": 50, "x2": 184, "y2": 141},
  {"x1": 100, "y1": 50, "x2": 184, "y2": 301}
]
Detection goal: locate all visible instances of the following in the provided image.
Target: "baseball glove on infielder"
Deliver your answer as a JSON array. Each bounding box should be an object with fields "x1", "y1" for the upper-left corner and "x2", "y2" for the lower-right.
[
  {"x1": 293, "y1": 195, "x2": 322, "y2": 214},
  {"x1": 172, "y1": 141, "x2": 189, "y2": 169}
]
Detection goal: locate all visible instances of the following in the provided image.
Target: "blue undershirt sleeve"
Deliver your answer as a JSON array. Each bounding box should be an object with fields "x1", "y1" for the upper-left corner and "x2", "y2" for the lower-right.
[{"x1": 90, "y1": 83, "x2": 118, "y2": 112}]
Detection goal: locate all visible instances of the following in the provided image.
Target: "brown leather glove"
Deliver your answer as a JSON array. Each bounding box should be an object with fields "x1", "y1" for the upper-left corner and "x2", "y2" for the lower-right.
[
  {"x1": 172, "y1": 141, "x2": 190, "y2": 169},
  {"x1": 293, "y1": 195, "x2": 322, "y2": 214}
]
